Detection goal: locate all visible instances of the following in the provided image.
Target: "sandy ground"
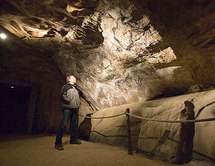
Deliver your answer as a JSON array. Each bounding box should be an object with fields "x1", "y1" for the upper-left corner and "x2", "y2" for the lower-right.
[{"x1": 0, "y1": 135, "x2": 214, "y2": 166}]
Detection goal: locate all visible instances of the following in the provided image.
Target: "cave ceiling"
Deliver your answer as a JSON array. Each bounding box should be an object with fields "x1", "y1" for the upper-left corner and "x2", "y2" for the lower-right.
[{"x1": 1, "y1": 0, "x2": 215, "y2": 109}]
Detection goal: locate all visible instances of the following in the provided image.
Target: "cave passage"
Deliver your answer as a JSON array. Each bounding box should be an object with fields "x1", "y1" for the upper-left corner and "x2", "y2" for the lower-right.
[{"x1": 0, "y1": 83, "x2": 31, "y2": 134}]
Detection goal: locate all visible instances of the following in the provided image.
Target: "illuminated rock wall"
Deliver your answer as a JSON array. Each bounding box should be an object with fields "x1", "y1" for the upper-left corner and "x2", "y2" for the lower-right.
[
  {"x1": 1, "y1": 0, "x2": 215, "y2": 133},
  {"x1": 90, "y1": 89, "x2": 215, "y2": 161}
]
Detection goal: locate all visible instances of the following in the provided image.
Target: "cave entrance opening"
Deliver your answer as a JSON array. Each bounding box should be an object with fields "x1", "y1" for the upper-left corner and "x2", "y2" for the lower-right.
[{"x1": 0, "y1": 83, "x2": 35, "y2": 135}]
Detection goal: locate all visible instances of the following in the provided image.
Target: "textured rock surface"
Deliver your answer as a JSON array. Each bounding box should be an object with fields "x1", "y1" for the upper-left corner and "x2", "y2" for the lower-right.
[
  {"x1": 90, "y1": 89, "x2": 215, "y2": 161},
  {"x1": 1, "y1": 0, "x2": 215, "y2": 162},
  {"x1": 1, "y1": 0, "x2": 215, "y2": 111},
  {"x1": 1, "y1": 0, "x2": 215, "y2": 136}
]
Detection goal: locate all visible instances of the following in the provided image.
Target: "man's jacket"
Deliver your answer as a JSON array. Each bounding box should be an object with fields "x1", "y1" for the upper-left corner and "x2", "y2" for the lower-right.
[{"x1": 60, "y1": 84, "x2": 80, "y2": 109}]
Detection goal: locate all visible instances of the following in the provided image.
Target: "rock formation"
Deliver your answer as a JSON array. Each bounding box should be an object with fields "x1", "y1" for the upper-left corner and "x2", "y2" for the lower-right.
[
  {"x1": 90, "y1": 89, "x2": 215, "y2": 162},
  {"x1": 0, "y1": 0, "x2": 215, "y2": 161},
  {"x1": 1, "y1": 0, "x2": 215, "y2": 109}
]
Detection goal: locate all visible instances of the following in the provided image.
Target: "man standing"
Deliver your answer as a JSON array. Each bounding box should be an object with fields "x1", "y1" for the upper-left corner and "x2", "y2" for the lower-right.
[{"x1": 55, "y1": 75, "x2": 81, "y2": 151}]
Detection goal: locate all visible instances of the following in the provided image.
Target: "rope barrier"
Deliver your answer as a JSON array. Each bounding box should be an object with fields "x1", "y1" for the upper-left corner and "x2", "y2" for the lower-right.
[
  {"x1": 79, "y1": 112, "x2": 126, "y2": 119},
  {"x1": 79, "y1": 108, "x2": 215, "y2": 158},
  {"x1": 127, "y1": 112, "x2": 215, "y2": 123},
  {"x1": 79, "y1": 111, "x2": 215, "y2": 123}
]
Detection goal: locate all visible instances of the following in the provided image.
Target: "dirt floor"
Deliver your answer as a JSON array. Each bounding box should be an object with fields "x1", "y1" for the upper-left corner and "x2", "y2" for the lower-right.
[{"x1": 0, "y1": 135, "x2": 214, "y2": 166}]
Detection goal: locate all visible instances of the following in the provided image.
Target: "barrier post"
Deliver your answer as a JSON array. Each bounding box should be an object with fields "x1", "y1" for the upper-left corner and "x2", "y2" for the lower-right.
[{"x1": 126, "y1": 108, "x2": 133, "y2": 155}]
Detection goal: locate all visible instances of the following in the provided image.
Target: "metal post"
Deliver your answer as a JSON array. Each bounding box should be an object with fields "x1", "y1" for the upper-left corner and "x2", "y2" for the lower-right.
[{"x1": 126, "y1": 108, "x2": 133, "y2": 155}]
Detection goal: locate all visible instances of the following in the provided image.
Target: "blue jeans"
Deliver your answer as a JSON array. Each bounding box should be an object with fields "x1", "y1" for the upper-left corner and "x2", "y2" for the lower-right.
[{"x1": 55, "y1": 108, "x2": 78, "y2": 145}]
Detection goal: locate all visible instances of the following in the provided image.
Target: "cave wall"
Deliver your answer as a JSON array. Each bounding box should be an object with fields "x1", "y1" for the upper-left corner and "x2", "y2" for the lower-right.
[
  {"x1": 1, "y1": 0, "x2": 215, "y2": 109},
  {"x1": 90, "y1": 89, "x2": 215, "y2": 161},
  {"x1": 0, "y1": 36, "x2": 65, "y2": 133},
  {"x1": 137, "y1": 0, "x2": 215, "y2": 89},
  {"x1": 52, "y1": 0, "x2": 215, "y2": 109},
  {"x1": 1, "y1": 0, "x2": 215, "y2": 133}
]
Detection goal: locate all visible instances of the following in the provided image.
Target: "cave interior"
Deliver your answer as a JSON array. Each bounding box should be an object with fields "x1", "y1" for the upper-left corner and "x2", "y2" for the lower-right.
[{"x1": 0, "y1": 0, "x2": 215, "y2": 162}]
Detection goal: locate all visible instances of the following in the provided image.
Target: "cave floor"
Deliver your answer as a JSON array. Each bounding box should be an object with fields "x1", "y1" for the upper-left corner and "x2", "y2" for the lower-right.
[{"x1": 0, "y1": 135, "x2": 213, "y2": 166}]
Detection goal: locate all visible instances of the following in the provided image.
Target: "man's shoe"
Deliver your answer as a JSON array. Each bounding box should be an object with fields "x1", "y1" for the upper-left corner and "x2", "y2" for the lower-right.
[
  {"x1": 70, "y1": 140, "x2": 82, "y2": 144},
  {"x1": 55, "y1": 144, "x2": 64, "y2": 150}
]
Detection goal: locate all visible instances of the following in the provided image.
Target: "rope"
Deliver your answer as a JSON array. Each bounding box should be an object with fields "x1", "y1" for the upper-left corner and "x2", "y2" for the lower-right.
[
  {"x1": 195, "y1": 101, "x2": 215, "y2": 119},
  {"x1": 79, "y1": 112, "x2": 126, "y2": 119},
  {"x1": 127, "y1": 112, "x2": 215, "y2": 123},
  {"x1": 79, "y1": 111, "x2": 215, "y2": 123}
]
